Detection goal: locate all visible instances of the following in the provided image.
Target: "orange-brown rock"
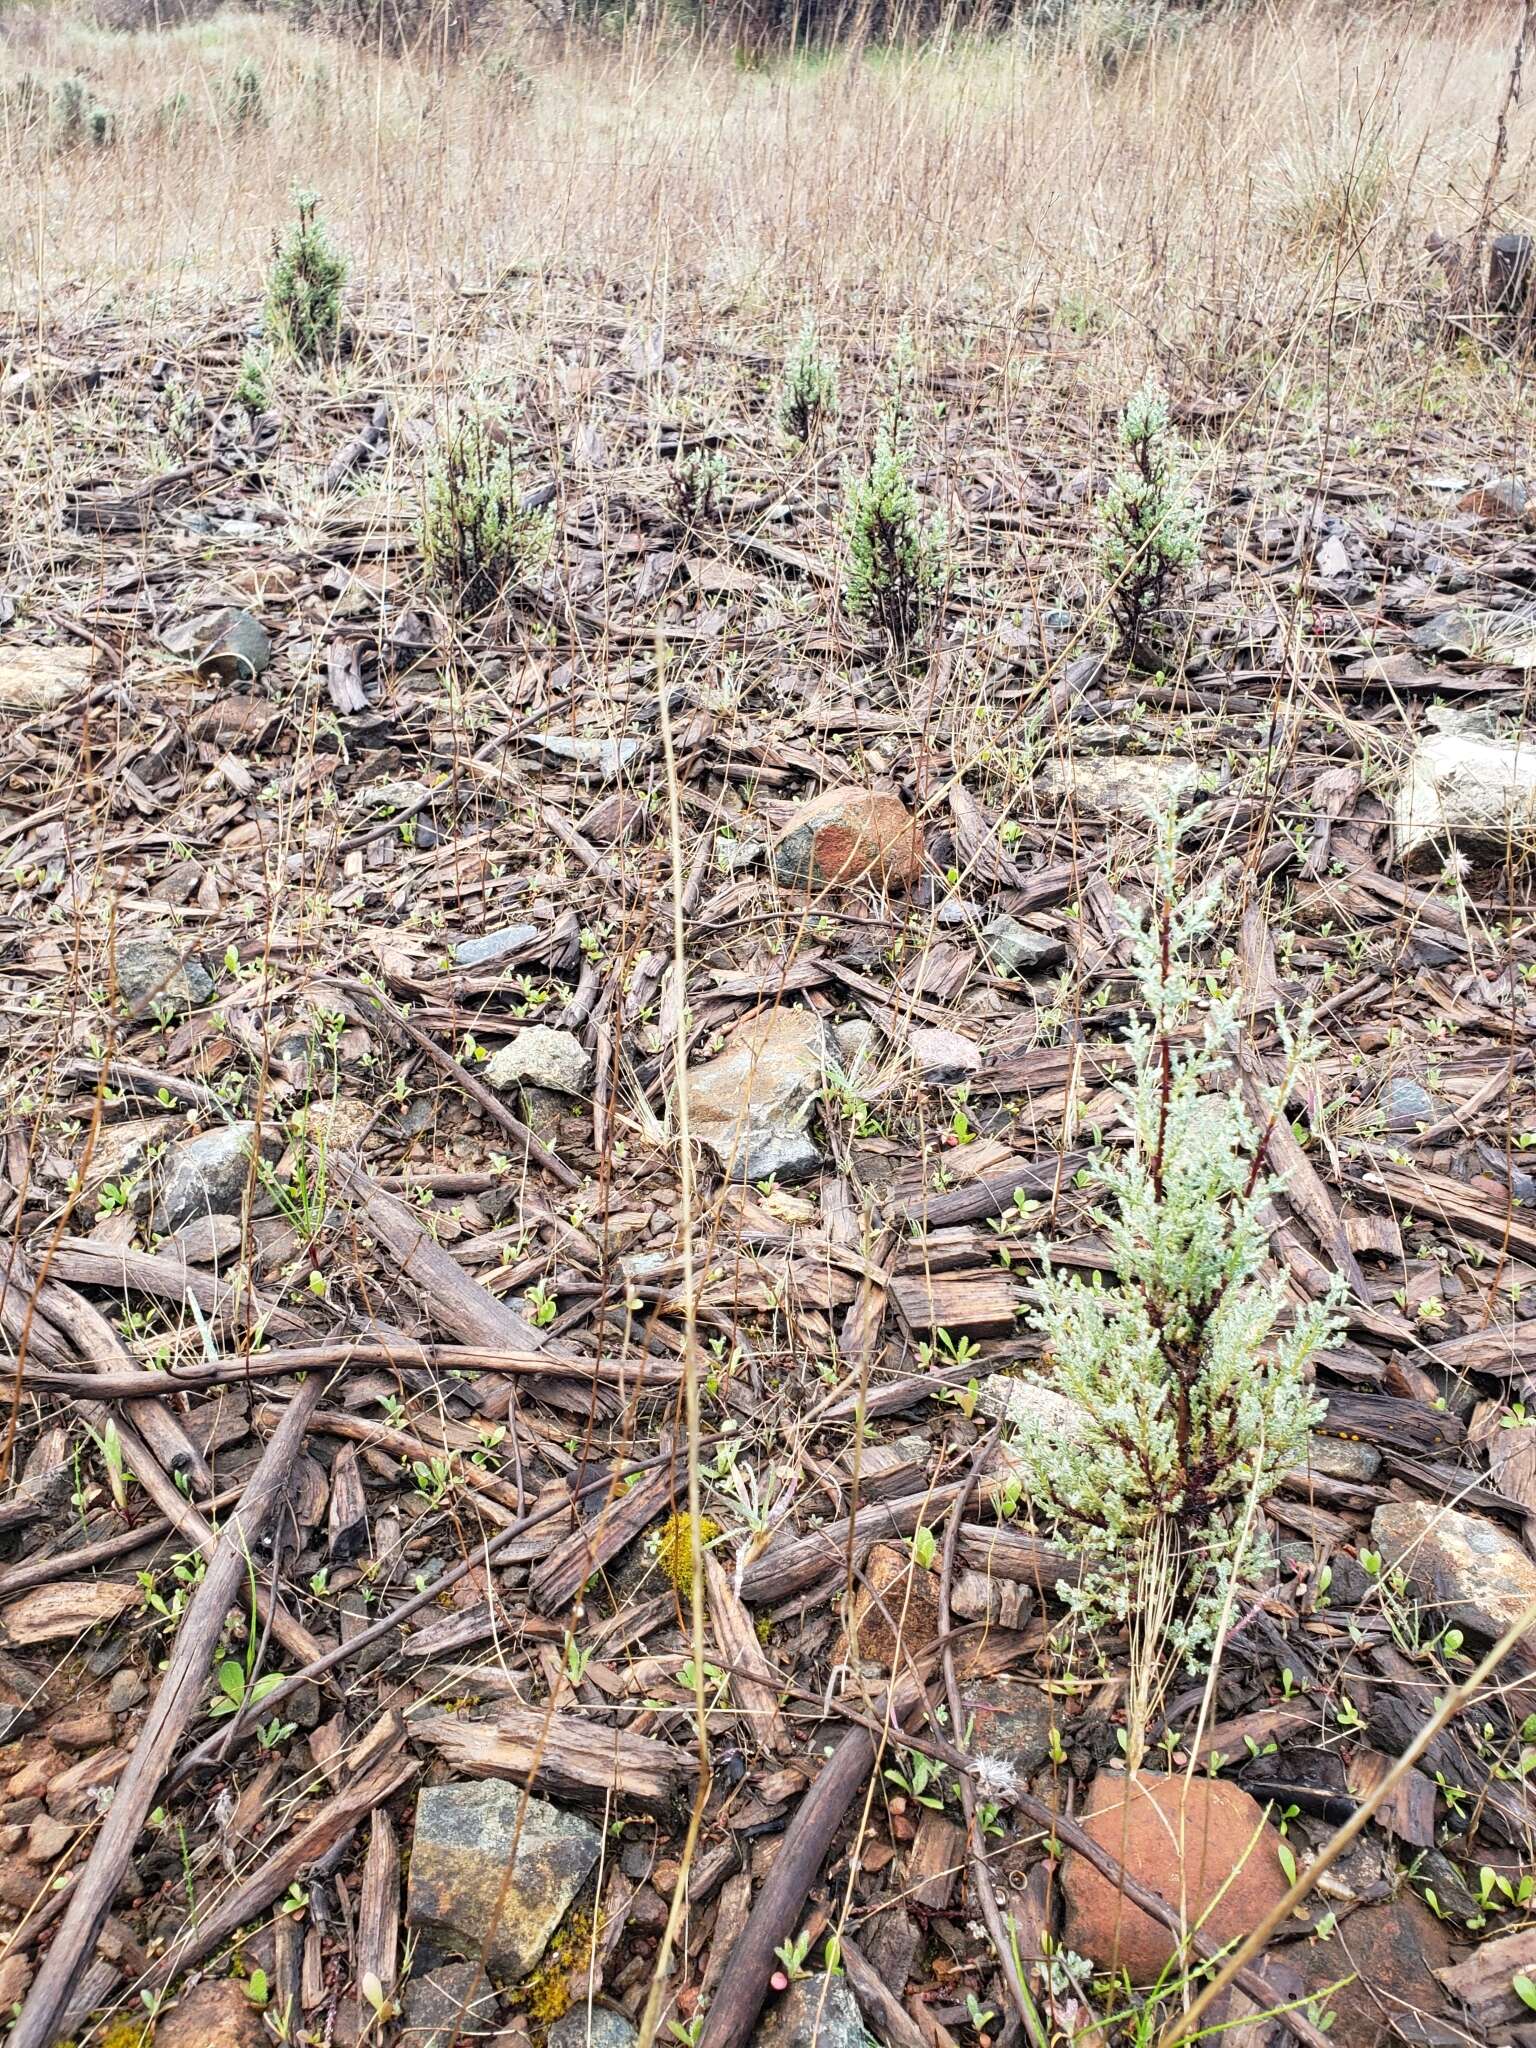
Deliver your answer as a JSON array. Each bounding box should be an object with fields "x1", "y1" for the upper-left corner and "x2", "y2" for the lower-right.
[
  {"x1": 841, "y1": 1541, "x2": 941, "y2": 1668},
  {"x1": 1061, "y1": 1772, "x2": 1291, "y2": 1983},
  {"x1": 771, "y1": 787, "x2": 923, "y2": 893},
  {"x1": 154, "y1": 1979, "x2": 269, "y2": 2048}
]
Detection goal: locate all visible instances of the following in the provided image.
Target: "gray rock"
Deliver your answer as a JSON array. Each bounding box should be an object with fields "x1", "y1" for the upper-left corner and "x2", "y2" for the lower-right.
[
  {"x1": 1380, "y1": 1077, "x2": 1439, "y2": 1132},
  {"x1": 1474, "y1": 1141, "x2": 1536, "y2": 1204},
  {"x1": 963, "y1": 1678, "x2": 1060, "y2": 1791},
  {"x1": 405, "y1": 1782, "x2": 600, "y2": 1982},
  {"x1": 532, "y1": 734, "x2": 640, "y2": 781},
  {"x1": 548, "y1": 2008, "x2": 638, "y2": 2048},
  {"x1": 485, "y1": 1027, "x2": 593, "y2": 1097},
  {"x1": 162, "y1": 605, "x2": 272, "y2": 682},
  {"x1": 1039, "y1": 753, "x2": 1206, "y2": 822},
  {"x1": 113, "y1": 936, "x2": 213, "y2": 1016},
  {"x1": 981, "y1": 914, "x2": 1065, "y2": 976},
  {"x1": 1412, "y1": 1848, "x2": 1481, "y2": 1924},
  {"x1": 154, "y1": 1122, "x2": 280, "y2": 1232},
  {"x1": 832, "y1": 1019, "x2": 879, "y2": 1080},
  {"x1": 735, "y1": 1131, "x2": 822, "y2": 1185},
  {"x1": 683, "y1": 1009, "x2": 827, "y2": 1187},
  {"x1": 453, "y1": 926, "x2": 539, "y2": 971},
  {"x1": 1298, "y1": 1435, "x2": 1382, "y2": 1483},
  {"x1": 401, "y1": 1960, "x2": 499, "y2": 2043},
  {"x1": 1395, "y1": 730, "x2": 1536, "y2": 870},
  {"x1": 752, "y1": 1973, "x2": 864, "y2": 2048},
  {"x1": 908, "y1": 1027, "x2": 981, "y2": 1084},
  {"x1": 976, "y1": 1375, "x2": 1086, "y2": 1439},
  {"x1": 1372, "y1": 1500, "x2": 1536, "y2": 1652}
]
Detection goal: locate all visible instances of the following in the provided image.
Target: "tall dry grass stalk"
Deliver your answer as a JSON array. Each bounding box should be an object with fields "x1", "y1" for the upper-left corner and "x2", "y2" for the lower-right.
[{"x1": 0, "y1": 0, "x2": 1530, "y2": 365}]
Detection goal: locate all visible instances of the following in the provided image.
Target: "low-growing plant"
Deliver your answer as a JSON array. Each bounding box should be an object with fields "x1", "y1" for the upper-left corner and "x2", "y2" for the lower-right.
[
  {"x1": 418, "y1": 411, "x2": 554, "y2": 615},
  {"x1": 778, "y1": 315, "x2": 837, "y2": 444},
  {"x1": 671, "y1": 445, "x2": 727, "y2": 524},
  {"x1": 263, "y1": 190, "x2": 346, "y2": 365},
  {"x1": 842, "y1": 424, "x2": 947, "y2": 649},
  {"x1": 1001, "y1": 818, "x2": 1336, "y2": 1669},
  {"x1": 1097, "y1": 377, "x2": 1201, "y2": 659},
  {"x1": 234, "y1": 346, "x2": 271, "y2": 417}
]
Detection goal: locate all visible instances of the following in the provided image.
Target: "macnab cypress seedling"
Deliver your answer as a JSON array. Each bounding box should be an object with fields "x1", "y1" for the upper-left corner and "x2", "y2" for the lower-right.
[
  {"x1": 263, "y1": 191, "x2": 346, "y2": 365},
  {"x1": 842, "y1": 425, "x2": 947, "y2": 650},
  {"x1": 419, "y1": 412, "x2": 554, "y2": 617},
  {"x1": 1001, "y1": 819, "x2": 1335, "y2": 1667},
  {"x1": 1098, "y1": 378, "x2": 1201, "y2": 659},
  {"x1": 778, "y1": 317, "x2": 838, "y2": 445}
]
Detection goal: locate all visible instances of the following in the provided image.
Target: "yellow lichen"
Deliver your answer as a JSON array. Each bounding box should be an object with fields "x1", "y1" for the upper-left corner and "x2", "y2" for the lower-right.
[
  {"x1": 518, "y1": 1906, "x2": 598, "y2": 2033},
  {"x1": 98, "y1": 2021, "x2": 151, "y2": 2048},
  {"x1": 652, "y1": 1512, "x2": 721, "y2": 1597}
]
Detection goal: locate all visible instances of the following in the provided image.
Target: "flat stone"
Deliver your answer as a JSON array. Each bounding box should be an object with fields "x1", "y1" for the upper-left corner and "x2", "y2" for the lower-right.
[
  {"x1": 1289, "y1": 1895, "x2": 1456, "y2": 2046},
  {"x1": 1296, "y1": 1434, "x2": 1382, "y2": 1483},
  {"x1": 1061, "y1": 1772, "x2": 1291, "y2": 1983},
  {"x1": 980, "y1": 914, "x2": 1066, "y2": 976},
  {"x1": 1380, "y1": 1077, "x2": 1439, "y2": 1132},
  {"x1": 1394, "y1": 731, "x2": 1536, "y2": 870},
  {"x1": 1371, "y1": 1500, "x2": 1536, "y2": 1652},
  {"x1": 453, "y1": 926, "x2": 539, "y2": 971},
  {"x1": 771, "y1": 786, "x2": 924, "y2": 893},
  {"x1": 831, "y1": 1018, "x2": 879, "y2": 1080},
  {"x1": 154, "y1": 1122, "x2": 281, "y2": 1233},
  {"x1": 1458, "y1": 475, "x2": 1530, "y2": 521},
  {"x1": 405, "y1": 1782, "x2": 600, "y2": 1982},
  {"x1": 842, "y1": 1541, "x2": 941, "y2": 1669},
  {"x1": 752, "y1": 1972, "x2": 865, "y2": 2048},
  {"x1": 548, "y1": 2007, "x2": 639, "y2": 2048},
  {"x1": 112, "y1": 935, "x2": 214, "y2": 1015},
  {"x1": 532, "y1": 734, "x2": 640, "y2": 781},
  {"x1": 401, "y1": 1959, "x2": 499, "y2": 2043},
  {"x1": 962, "y1": 1679, "x2": 1060, "y2": 1794},
  {"x1": 908, "y1": 1027, "x2": 981, "y2": 1083},
  {"x1": 485, "y1": 1027, "x2": 593, "y2": 1097},
  {"x1": 165, "y1": 1213, "x2": 245, "y2": 1266},
  {"x1": 1040, "y1": 754, "x2": 1205, "y2": 823},
  {"x1": 23, "y1": 1814, "x2": 75, "y2": 1863},
  {"x1": 162, "y1": 605, "x2": 272, "y2": 682},
  {"x1": 154, "y1": 1978, "x2": 269, "y2": 2048},
  {"x1": 975, "y1": 1375, "x2": 1087, "y2": 1439},
  {"x1": 683, "y1": 1008, "x2": 827, "y2": 1185}
]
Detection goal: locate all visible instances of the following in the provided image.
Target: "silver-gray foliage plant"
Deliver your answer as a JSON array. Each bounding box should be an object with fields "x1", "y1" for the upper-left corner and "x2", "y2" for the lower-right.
[{"x1": 1005, "y1": 821, "x2": 1337, "y2": 1664}]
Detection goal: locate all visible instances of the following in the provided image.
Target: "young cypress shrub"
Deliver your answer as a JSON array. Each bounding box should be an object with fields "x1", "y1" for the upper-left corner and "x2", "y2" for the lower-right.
[
  {"x1": 263, "y1": 192, "x2": 347, "y2": 365},
  {"x1": 418, "y1": 412, "x2": 554, "y2": 617},
  {"x1": 778, "y1": 317, "x2": 838, "y2": 445},
  {"x1": 1002, "y1": 822, "x2": 1334, "y2": 1667},
  {"x1": 841, "y1": 425, "x2": 947, "y2": 650},
  {"x1": 1098, "y1": 378, "x2": 1202, "y2": 659}
]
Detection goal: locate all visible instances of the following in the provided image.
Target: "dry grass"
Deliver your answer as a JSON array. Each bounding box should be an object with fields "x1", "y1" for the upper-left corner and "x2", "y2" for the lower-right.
[{"x1": 0, "y1": 0, "x2": 1530, "y2": 366}]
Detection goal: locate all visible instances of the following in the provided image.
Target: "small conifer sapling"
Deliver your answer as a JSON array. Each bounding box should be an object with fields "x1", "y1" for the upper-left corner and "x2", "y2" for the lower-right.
[
  {"x1": 1001, "y1": 820, "x2": 1335, "y2": 1668},
  {"x1": 778, "y1": 318, "x2": 838, "y2": 445},
  {"x1": 419, "y1": 413, "x2": 554, "y2": 617},
  {"x1": 671, "y1": 446, "x2": 727, "y2": 526},
  {"x1": 1098, "y1": 378, "x2": 1201, "y2": 660},
  {"x1": 263, "y1": 191, "x2": 346, "y2": 365},
  {"x1": 842, "y1": 426, "x2": 947, "y2": 651}
]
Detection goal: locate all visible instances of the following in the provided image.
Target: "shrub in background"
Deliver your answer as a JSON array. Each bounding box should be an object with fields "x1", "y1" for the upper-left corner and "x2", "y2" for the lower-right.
[
  {"x1": 53, "y1": 75, "x2": 113, "y2": 148},
  {"x1": 842, "y1": 424, "x2": 946, "y2": 649},
  {"x1": 226, "y1": 58, "x2": 265, "y2": 129},
  {"x1": 1097, "y1": 377, "x2": 1201, "y2": 658},
  {"x1": 1002, "y1": 823, "x2": 1334, "y2": 1668},
  {"x1": 263, "y1": 191, "x2": 346, "y2": 364},
  {"x1": 778, "y1": 316, "x2": 837, "y2": 445},
  {"x1": 419, "y1": 412, "x2": 554, "y2": 616}
]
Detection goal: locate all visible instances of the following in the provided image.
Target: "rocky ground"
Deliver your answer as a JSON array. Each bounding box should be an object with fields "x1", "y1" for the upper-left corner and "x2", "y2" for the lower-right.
[{"x1": 4, "y1": 292, "x2": 1536, "y2": 2048}]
